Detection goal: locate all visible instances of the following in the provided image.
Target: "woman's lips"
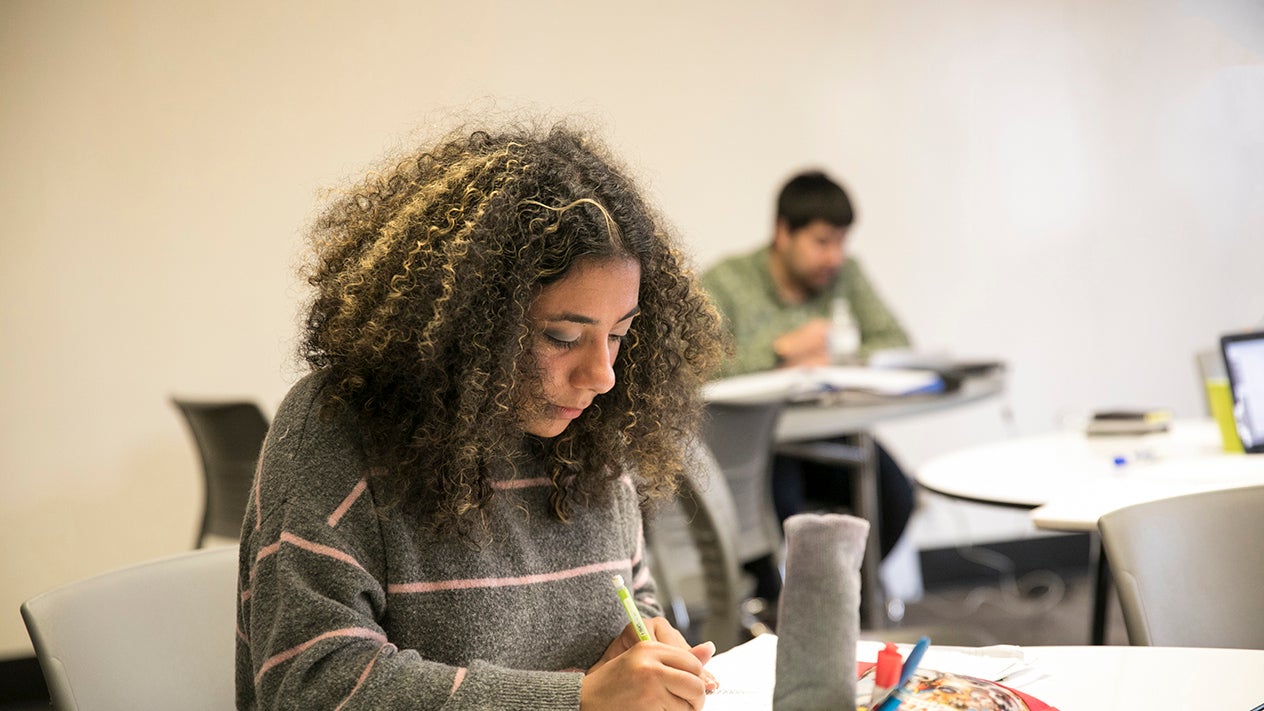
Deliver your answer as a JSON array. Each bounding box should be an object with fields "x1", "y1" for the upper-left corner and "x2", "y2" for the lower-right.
[{"x1": 552, "y1": 404, "x2": 585, "y2": 419}]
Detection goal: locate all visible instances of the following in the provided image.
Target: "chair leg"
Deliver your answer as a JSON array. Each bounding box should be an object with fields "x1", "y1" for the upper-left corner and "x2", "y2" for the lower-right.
[{"x1": 1090, "y1": 533, "x2": 1112, "y2": 645}]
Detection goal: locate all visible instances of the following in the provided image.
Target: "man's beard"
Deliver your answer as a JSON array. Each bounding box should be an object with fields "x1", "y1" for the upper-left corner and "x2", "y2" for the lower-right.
[{"x1": 792, "y1": 267, "x2": 836, "y2": 297}]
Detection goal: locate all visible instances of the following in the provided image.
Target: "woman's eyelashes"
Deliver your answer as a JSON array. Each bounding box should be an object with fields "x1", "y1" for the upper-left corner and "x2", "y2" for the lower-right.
[
  {"x1": 542, "y1": 329, "x2": 581, "y2": 349},
  {"x1": 540, "y1": 328, "x2": 629, "y2": 350}
]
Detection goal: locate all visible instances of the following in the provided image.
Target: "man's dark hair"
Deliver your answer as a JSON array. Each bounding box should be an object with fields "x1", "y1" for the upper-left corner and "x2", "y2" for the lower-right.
[{"x1": 776, "y1": 170, "x2": 855, "y2": 232}]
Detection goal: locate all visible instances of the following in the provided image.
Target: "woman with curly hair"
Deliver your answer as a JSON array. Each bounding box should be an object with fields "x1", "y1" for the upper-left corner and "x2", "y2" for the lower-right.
[{"x1": 235, "y1": 123, "x2": 727, "y2": 710}]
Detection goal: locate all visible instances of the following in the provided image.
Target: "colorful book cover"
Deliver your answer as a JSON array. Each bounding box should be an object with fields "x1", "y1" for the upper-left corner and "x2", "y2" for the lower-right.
[{"x1": 856, "y1": 661, "x2": 1056, "y2": 711}]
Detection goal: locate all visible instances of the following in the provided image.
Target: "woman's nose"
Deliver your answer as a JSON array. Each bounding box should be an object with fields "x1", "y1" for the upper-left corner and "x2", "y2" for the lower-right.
[{"x1": 573, "y1": 340, "x2": 617, "y2": 394}]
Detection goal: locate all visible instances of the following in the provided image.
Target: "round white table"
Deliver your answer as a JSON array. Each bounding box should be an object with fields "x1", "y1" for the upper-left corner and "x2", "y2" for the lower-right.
[
  {"x1": 915, "y1": 419, "x2": 1264, "y2": 510},
  {"x1": 913, "y1": 419, "x2": 1264, "y2": 644}
]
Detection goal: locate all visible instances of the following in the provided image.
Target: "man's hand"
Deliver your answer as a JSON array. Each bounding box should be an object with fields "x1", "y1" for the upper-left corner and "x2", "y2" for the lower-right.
[{"x1": 773, "y1": 318, "x2": 832, "y2": 368}]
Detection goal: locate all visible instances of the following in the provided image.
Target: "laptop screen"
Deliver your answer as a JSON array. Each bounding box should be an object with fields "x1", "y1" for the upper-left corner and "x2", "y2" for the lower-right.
[{"x1": 1221, "y1": 330, "x2": 1264, "y2": 453}]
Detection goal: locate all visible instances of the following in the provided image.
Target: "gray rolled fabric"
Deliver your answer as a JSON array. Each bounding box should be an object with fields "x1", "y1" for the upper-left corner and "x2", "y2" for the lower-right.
[{"x1": 773, "y1": 513, "x2": 870, "y2": 711}]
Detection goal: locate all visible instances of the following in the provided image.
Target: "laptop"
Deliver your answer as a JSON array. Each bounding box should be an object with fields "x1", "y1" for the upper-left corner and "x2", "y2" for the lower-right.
[{"x1": 1221, "y1": 330, "x2": 1264, "y2": 454}]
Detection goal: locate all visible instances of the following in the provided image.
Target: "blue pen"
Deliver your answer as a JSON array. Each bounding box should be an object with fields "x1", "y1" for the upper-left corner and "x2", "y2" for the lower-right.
[{"x1": 876, "y1": 636, "x2": 930, "y2": 711}]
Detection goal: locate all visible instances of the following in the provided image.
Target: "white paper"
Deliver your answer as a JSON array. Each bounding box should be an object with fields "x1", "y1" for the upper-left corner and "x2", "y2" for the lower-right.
[
  {"x1": 703, "y1": 635, "x2": 1043, "y2": 709},
  {"x1": 701, "y1": 634, "x2": 778, "y2": 708},
  {"x1": 702, "y1": 366, "x2": 943, "y2": 405}
]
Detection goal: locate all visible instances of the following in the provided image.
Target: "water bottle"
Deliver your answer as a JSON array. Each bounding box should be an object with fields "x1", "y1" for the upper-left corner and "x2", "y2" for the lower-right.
[{"x1": 828, "y1": 297, "x2": 860, "y2": 364}]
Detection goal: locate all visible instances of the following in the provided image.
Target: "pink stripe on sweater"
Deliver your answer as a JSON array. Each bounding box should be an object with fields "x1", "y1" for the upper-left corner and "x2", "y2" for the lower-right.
[
  {"x1": 327, "y1": 479, "x2": 368, "y2": 527},
  {"x1": 254, "y1": 539, "x2": 283, "y2": 568},
  {"x1": 491, "y1": 477, "x2": 552, "y2": 490},
  {"x1": 248, "y1": 532, "x2": 366, "y2": 593},
  {"x1": 253, "y1": 455, "x2": 264, "y2": 531},
  {"x1": 388, "y1": 558, "x2": 631, "y2": 594},
  {"x1": 333, "y1": 643, "x2": 397, "y2": 711},
  {"x1": 279, "y1": 532, "x2": 364, "y2": 570},
  {"x1": 450, "y1": 666, "x2": 467, "y2": 695},
  {"x1": 255, "y1": 627, "x2": 387, "y2": 684}
]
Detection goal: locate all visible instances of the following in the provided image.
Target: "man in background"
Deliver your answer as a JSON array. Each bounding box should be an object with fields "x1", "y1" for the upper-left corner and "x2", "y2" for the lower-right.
[{"x1": 701, "y1": 170, "x2": 915, "y2": 604}]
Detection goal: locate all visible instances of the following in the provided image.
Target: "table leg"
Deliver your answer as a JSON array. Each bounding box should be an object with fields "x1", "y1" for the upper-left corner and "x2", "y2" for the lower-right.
[
  {"x1": 853, "y1": 433, "x2": 886, "y2": 630},
  {"x1": 1090, "y1": 532, "x2": 1112, "y2": 645}
]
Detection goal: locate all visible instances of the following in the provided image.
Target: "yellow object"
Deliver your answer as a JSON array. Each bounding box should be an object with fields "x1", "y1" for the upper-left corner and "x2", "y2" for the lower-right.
[
  {"x1": 612, "y1": 575, "x2": 651, "y2": 641},
  {"x1": 1205, "y1": 377, "x2": 1244, "y2": 453}
]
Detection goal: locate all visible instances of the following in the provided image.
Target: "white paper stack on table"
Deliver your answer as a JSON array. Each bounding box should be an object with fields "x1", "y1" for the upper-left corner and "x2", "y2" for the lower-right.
[{"x1": 702, "y1": 365, "x2": 944, "y2": 405}]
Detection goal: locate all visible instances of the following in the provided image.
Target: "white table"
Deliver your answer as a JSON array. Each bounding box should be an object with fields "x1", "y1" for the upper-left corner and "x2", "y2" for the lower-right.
[
  {"x1": 914, "y1": 419, "x2": 1264, "y2": 642},
  {"x1": 774, "y1": 371, "x2": 1006, "y2": 443},
  {"x1": 916, "y1": 419, "x2": 1262, "y2": 508},
  {"x1": 709, "y1": 370, "x2": 1006, "y2": 629},
  {"x1": 705, "y1": 634, "x2": 1264, "y2": 710},
  {"x1": 1017, "y1": 645, "x2": 1264, "y2": 709},
  {"x1": 1027, "y1": 425, "x2": 1264, "y2": 530}
]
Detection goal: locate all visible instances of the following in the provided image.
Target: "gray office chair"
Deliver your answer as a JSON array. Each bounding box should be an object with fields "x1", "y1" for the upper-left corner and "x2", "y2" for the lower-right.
[
  {"x1": 644, "y1": 440, "x2": 745, "y2": 652},
  {"x1": 171, "y1": 398, "x2": 269, "y2": 547},
  {"x1": 1098, "y1": 485, "x2": 1264, "y2": 648},
  {"x1": 21, "y1": 546, "x2": 239, "y2": 711},
  {"x1": 699, "y1": 401, "x2": 785, "y2": 571}
]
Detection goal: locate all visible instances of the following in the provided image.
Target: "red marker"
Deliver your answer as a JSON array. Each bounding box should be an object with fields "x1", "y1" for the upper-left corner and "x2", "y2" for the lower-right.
[{"x1": 869, "y1": 642, "x2": 902, "y2": 708}]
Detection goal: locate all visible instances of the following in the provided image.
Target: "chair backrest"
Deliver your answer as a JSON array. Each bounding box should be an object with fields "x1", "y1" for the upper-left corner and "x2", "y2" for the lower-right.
[
  {"x1": 1099, "y1": 485, "x2": 1264, "y2": 648},
  {"x1": 21, "y1": 546, "x2": 240, "y2": 711},
  {"x1": 171, "y1": 399, "x2": 269, "y2": 546},
  {"x1": 700, "y1": 401, "x2": 784, "y2": 564},
  {"x1": 645, "y1": 440, "x2": 744, "y2": 652}
]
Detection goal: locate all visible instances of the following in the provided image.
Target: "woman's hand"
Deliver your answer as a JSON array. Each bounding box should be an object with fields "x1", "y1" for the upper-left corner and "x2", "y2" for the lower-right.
[{"x1": 581, "y1": 618, "x2": 719, "y2": 710}]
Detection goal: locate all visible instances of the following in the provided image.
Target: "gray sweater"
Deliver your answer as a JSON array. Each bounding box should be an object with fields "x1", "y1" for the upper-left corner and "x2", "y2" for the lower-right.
[{"x1": 236, "y1": 372, "x2": 661, "y2": 709}]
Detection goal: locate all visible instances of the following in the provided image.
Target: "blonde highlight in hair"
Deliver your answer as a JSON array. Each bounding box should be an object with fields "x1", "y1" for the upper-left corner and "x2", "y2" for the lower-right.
[{"x1": 299, "y1": 123, "x2": 724, "y2": 537}]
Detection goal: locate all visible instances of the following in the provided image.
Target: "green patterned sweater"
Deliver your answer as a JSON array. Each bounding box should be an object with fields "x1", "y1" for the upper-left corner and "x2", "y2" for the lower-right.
[{"x1": 701, "y1": 246, "x2": 910, "y2": 376}]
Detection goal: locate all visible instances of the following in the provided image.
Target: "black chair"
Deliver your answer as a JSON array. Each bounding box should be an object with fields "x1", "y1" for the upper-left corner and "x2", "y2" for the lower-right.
[{"x1": 171, "y1": 399, "x2": 269, "y2": 547}]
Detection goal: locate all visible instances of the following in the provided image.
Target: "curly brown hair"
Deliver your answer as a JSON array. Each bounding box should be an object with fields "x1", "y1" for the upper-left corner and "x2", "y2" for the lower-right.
[{"x1": 300, "y1": 123, "x2": 725, "y2": 536}]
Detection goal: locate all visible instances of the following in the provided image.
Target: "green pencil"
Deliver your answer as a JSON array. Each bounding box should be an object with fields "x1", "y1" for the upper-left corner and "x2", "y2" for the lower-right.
[{"x1": 611, "y1": 574, "x2": 651, "y2": 641}]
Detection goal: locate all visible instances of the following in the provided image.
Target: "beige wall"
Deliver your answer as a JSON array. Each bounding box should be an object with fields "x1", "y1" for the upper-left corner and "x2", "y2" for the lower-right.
[{"x1": 2, "y1": 0, "x2": 1261, "y2": 658}]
